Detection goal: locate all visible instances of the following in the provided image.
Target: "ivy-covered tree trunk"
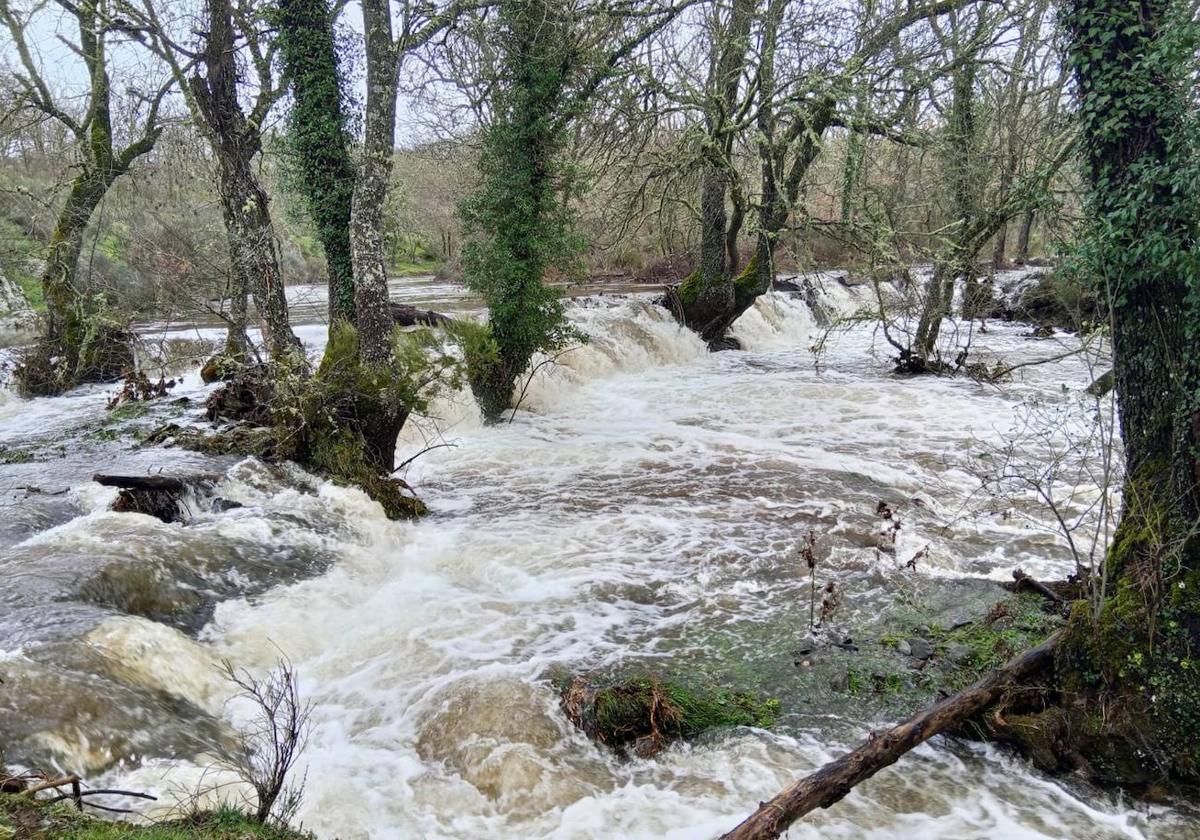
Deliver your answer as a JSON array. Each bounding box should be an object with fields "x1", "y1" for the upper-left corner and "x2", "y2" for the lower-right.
[
  {"x1": 276, "y1": 0, "x2": 356, "y2": 325},
  {"x1": 1039, "y1": 0, "x2": 1200, "y2": 788},
  {"x1": 459, "y1": 0, "x2": 577, "y2": 423}
]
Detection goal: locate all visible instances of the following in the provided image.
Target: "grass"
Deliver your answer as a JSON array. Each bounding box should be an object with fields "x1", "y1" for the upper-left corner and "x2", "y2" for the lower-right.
[
  {"x1": 0, "y1": 216, "x2": 45, "y2": 312},
  {"x1": 388, "y1": 255, "x2": 441, "y2": 277},
  {"x1": 0, "y1": 798, "x2": 311, "y2": 840}
]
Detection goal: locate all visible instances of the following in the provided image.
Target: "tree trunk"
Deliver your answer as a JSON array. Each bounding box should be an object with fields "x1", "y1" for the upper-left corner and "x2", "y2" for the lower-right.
[
  {"x1": 350, "y1": 0, "x2": 399, "y2": 368},
  {"x1": 1051, "y1": 0, "x2": 1200, "y2": 790},
  {"x1": 675, "y1": 0, "x2": 755, "y2": 344},
  {"x1": 41, "y1": 168, "x2": 111, "y2": 360},
  {"x1": 223, "y1": 267, "x2": 250, "y2": 359},
  {"x1": 1014, "y1": 210, "x2": 1034, "y2": 263},
  {"x1": 912, "y1": 261, "x2": 956, "y2": 362},
  {"x1": 215, "y1": 147, "x2": 298, "y2": 361},
  {"x1": 991, "y1": 221, "x2": 1008, "y2": 268},
  {"x1": 191, "y1": 0, "x2": 299, "y2": 364}
]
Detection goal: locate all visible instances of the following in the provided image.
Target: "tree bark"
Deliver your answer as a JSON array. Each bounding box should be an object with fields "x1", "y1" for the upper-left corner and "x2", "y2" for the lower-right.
[
  {"x1": 41, "y1": 168, "x2": 114, "y2": 360},
  {"x1": 720, "y1": 633, "x2": 1061, "y2": 840},
  {"x1": 1014, "y1": 210, "x2": 1034, "y2": 264},
  {"x1": 350, "y1": 0, "x2": 400, "y2": 368},
  {"x1": 213, "y1": 146, "x2": 297, "y2": 360}
]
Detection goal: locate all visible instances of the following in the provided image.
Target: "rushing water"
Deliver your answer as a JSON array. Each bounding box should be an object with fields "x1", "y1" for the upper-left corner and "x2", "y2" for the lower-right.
[{"x1": 1, "y1": 275, "x2": 1195, "y2": 838}]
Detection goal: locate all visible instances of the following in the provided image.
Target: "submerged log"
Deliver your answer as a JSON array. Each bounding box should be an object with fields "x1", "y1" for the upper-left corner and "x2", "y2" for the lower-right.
[{"x1": 720, "y1": 631, "x2": 1062, "y2": 840}]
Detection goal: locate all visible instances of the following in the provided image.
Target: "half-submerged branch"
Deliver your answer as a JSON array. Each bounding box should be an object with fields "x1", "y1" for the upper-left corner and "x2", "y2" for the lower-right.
[{"x1": 719, "y1": 631, "x2": 1062, "y2": 840}]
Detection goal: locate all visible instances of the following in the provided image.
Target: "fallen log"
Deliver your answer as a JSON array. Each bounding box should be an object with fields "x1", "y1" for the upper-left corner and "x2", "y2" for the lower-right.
[
  {"x1": 389, "y1": 302, "x2": 458, "y2": 328},
  {"x1": 1011, "y1": 568, "x2": 1065, "y2": 604},
  {"x1": 1085, "y1": 368, "x2": 1115, "y2": 398},
  {"x1": 94, "y1": 472, "x2": 217, "y2": 523},
  {"x1": 719, "y1": 630, "x2": 1062, "y2": 840},
  {"x1": 93, "y1": 473, "x2": 215, "y2": 495}
]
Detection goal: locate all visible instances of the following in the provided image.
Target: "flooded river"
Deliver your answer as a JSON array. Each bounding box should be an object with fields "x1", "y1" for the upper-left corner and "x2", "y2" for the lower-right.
[{"x1": 0, "y1": 274, "x2": 1194, "y2": 838}]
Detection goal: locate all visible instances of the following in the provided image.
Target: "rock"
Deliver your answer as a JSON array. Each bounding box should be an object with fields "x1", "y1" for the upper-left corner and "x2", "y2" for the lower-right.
[
  {"x1": 895, "y1": 639, "x2": 912, "y2": 656},
  {"x1": 945, "y1": 643, "x2": 974, "y2": 666},
  {"x1": 829, "y1": 665, "x2": 850, "y2": 692},
  {"x1": 907, "y1": 638, "x2": 934, "y2": 660},
  {"x1": 793, "y1": 636, "x2": 817, "y2": 656}
]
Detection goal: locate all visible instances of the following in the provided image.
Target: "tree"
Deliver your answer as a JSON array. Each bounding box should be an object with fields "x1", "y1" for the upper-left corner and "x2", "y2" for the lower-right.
[
  {"x1": 275, "y1": 0, "x2": 357, "y2": 324},
  {"x1": 188, "y1": 0, "x2": 301, "y2": 364},
  {"x1": 453, "y1": 0, "x2": 694, "y2": 422},
  {"x1": 456, "y1": 0, "x2": 583, "y2": 423},
  {"x1": 1, "y1": 0, "x2": 174, "y2": 394},
  {"x1": 1051, "y1": 0, "x2": 1200, "y2": 783},
  {"x1": 131, "y1": 0, "x2": 302, "y2": 368},
  {"x1": 720, "y1": 3, "x2": 1200, "y2": 833},
  {"x1": 670, "y1": 0, "x2": 972, "y2": 348}
]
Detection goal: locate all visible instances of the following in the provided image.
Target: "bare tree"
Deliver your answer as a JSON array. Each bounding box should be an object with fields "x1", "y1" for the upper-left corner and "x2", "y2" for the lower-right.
[
  {"x1": 1, "y1": 0, "x2": 175, "y2": 393},
  {"x1": 220, "y1": 658, "x2": 312, "y2": 826},
  {"x1": 130, "y1": 0, "x2": 301, "y2": 366}
]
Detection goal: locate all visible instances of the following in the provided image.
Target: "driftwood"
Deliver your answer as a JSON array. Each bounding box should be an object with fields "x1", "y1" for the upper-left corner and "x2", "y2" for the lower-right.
[
  {"x1": 389, "y1": 302, "x2": 457, "y2": 328},
  {"x1": 1011, "y1": 568, "x2": 1065, "y2": 604},
  {"x1": 94, "y1": 472, "x2": 217, "y2": 523},
  {"x1": 1086, "y1": 368, "x2": 1115, "y2": 398},
  {"x1": 93, "y1": 473, "x2": 214, "y2": 494},
  {"x1": 719, "y1": 631, "x2": 1062, "y2": 840}
]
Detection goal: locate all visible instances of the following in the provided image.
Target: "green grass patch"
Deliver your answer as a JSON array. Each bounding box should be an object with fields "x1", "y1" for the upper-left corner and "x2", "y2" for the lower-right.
[{"x1": 0, "y1": 798, "x2": 311, "y2": 840}]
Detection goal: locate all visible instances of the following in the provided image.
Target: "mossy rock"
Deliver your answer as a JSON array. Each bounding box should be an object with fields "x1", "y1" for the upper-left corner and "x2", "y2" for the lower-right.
[{"x1": 560, "y1": 672, "x2": 779, "y2": 757}]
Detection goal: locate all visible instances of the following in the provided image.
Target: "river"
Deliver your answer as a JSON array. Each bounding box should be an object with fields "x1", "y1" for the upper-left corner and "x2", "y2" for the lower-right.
[{"x1": 0, "y1": 274, "x2": 1194, "y2": 838}]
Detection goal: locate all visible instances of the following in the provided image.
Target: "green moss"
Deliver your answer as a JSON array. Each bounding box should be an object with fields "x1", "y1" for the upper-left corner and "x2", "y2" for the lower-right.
[
  {"x1": 676, "y1": 268, "x2": 703, "y2": 310},
  {"x1": 562, "y1": 673, "x2": 778, "y2": 756},
  {"x1": 731, "y1": 251, "x2": 768, "y2": 309},
  {"x1": 0, "y1": 445, "x2": 35, "y2": 465},
  {"x1": 0, "y1": 798, "x2": 310, "y2": 840}
]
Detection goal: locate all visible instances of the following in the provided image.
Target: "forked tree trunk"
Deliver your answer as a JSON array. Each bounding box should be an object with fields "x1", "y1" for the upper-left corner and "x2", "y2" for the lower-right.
[
  {"x1": 191, "y1": 0, "x2": 299, "y2": 364},
  {"x1": 214, "y1": 147, "x2": 298, "y2": 360}
]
